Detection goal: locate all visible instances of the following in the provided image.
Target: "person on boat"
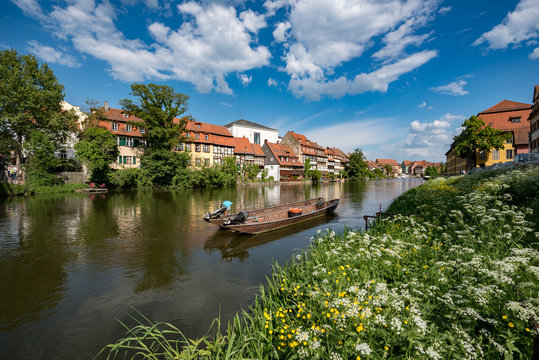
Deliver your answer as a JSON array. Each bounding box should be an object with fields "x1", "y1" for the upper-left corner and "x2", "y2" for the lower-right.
[{"x1": 222, "y1": 200, "x2": 232, "y2": 216}]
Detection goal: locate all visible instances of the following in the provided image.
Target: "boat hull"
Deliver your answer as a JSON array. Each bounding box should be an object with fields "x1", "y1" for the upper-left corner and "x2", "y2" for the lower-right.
[{"x1": 223, "y1": 199, "x2": 340, "y2": 234}]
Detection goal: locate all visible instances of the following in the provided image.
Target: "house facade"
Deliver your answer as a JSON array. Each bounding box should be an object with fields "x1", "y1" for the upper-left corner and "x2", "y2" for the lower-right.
[
  {"x1": 475, "y1": 100, "x2": 532, "y2": 167},
  {"x1": 280, "y1": 131, "x2": 328, "y2": 174},
  {"x1": 262, "y1": 141, "x2": 303, "y2": 181},
  {"x1": 179, "y1": 120, "x2": 235, "y2": 167},
  {"x1": 225, "y1": 119, "x2": 279, "y2": 145},
  {"x1": 375, "y1": 159, "x2": 402, "y2": 176},
  {"x1": 100, "y1": 106, "x2": 147, "y2": 169},
  {"x1": 530, "y1": 85, "x2": 539, "y2": 153},
  {"x1": 233, "y1": 136, "x2": 265, "y2": 176}
]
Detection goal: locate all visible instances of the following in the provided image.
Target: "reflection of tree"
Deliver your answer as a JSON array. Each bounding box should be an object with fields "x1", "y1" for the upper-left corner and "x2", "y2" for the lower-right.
[{"x1": 0, "y1": 196, "x2": 74, "y2": 330}]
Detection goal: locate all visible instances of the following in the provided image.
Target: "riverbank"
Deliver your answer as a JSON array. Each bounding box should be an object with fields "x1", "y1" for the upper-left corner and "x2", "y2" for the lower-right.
[
  {"x1": 0, "y1": 182, "x2": 88, "y2": 197},
  {"x1": 100, "y1": 165, "x2": 538, "y2": 359}
]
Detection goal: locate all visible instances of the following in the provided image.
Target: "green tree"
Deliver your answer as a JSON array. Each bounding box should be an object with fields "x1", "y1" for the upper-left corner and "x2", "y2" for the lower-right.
[
  {"x1": 244, "y1": 164, "x2": 260, "y2": 181},
  {"x1": 384, "y1": 164, "x2": 393, "y2": 176},
  {"x1": 23, "y1": 131, "x2": 61, "y2": 187},
  {"x1": 74, "y1": 127, "x2": 119, "y2": 184},
  {"x1": 119, "y1": 83, "x2": 191, "y2": 151},
  {"x1": 141, "y1": 150, "x2": 191, "y2": 187},
  {"x1": 453, "y1": 115, "x2": 511, "y2": 169},
  {"x1": 345, "y1": 149, "x2": 369, "y2": 180},
  {"x1": 424, "y1": 166, "x2": 439, "y2": 177},
  {"x1": 0, "y1": 49, "x2": 77, "y2": 177}
]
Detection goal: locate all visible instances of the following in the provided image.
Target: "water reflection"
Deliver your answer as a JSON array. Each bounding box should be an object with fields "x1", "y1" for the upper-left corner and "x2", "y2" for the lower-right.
[{"x1": 0, "y1": 179, "x2": 422, "y2": 360}]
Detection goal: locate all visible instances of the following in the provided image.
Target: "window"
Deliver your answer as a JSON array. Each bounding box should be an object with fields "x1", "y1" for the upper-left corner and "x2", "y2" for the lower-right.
[
  {"x1": 59, "y1": 150, "x2": 67, "y2": 159},
  {"x1": 126, "y1": 138, "x2": 133, "y2": 147},
  {"x1": 478, "y1": 151, "x2": 487, "y2": 161},
  {"x1": 195, "y1": 144, "x2": 201, "y2": 152},
  {"x1": 186, "y1": 143, "x2": 191, "y2": 151},
  {"x1": 511, "y1": 117, "x2": 521, "y2": 123},
  {"x1": 492, "y1": 149, "x2": 500, "y2": 160},
  {"x1": 118, "y1": 137, "x2": 126, "y2": 146},
  {"x1": 195, "y1": 133, "x2": 199, "y2": 139},
  {"x1": 123, "y1": 113, "x2": 129, "y2": 118},
  {"x1": 140, "y1": 127, "x2": 145, "y2": 134},
  {"x1": 506, "y1": 136, "x2": 513, "y2": 144},
  {"x1": 506, "y1": 149, "x2": 513, "y2": 159},
  {"x1": 205, "y1": 134, "x2": 209, "y2": 140},
  {"x1": 195, "y1": 158, "x2": 201, "y2": 166},
  {"x1": 185, "y1": 132, "x2": 190, "y2": 138},
  {"x1": 488, "y1": 122, "x2": 493, "y2": 127},
  {"x1": 203, "y1": 144, "x2": 210, "y2": 153},
  {"x1": 140, "y1": 140, "x2": 147, "y2": 147},
  {"x1": 204, "y1": 158, "x2": 210, "y2": 166},
  {"x1": 111, "y1": 122, "x2": 119, "y2": 131},
  {"x1": 254, "y1": 132, "x2": 261, "y2": 144},
  {"x1": 125, "y1": 124, "x2": 132, "y2": 132}
]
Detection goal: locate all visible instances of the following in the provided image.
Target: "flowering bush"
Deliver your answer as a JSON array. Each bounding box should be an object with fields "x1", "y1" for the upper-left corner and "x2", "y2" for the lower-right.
[{"x1": 101, "y1": 166, "x2": 538, "y2": 359}]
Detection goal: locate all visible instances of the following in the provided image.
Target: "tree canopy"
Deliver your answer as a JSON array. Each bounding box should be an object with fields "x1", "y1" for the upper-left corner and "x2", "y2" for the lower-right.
[
  {"x1": 346, "y1": 149, "x2": 369, "y2": 180},
  {"x1": 119, "y1": 83, "x2": 191, "y2": 151},
  {"x1": 453, "y1": 115, "x2": 511, "y2": 168},
  {"x1": 0, "y1": 49, "x2": 77, "y2": 174},
  {"x1": 74, "y1": 127, "x2": 119, "y2": 184}
]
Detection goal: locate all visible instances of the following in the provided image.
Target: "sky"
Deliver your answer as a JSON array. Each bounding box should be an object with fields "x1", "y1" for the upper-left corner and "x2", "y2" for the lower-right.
[{"x1": 1, "y1": 0, "x2": 538, "y2": 162}]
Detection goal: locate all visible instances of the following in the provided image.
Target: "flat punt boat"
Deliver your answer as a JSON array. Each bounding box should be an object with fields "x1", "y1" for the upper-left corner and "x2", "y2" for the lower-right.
[{"x1": 204, "y1": 198, "x2": 340, "y2": 235}]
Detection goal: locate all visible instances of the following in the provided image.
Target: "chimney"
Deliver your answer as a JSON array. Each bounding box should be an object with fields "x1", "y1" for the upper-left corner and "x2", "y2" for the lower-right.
[{"x1": 104, "y1": 101, "x2": 109, "y2": 112}]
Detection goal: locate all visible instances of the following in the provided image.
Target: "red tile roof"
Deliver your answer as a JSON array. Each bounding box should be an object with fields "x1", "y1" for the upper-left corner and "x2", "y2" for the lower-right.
[
  {"x1": 265, "y1": 142, "x2": 303, "y2": 167},
  {"x1": 478, "y1": 100, "x2": 532, "y2": 115},
  {"x1": 212, "y1": 135, "x2": 235, "y2": 148},
  {"x1": 252, "y1": 143, "x2": 265, "y2": 157},
  {"x1": 99, "y1": 108, "x2": 145, "y2": 138},
  {"x1": 376, "y1": 159, "x2": 399, "y2": 166},
  {"x1": 185, "y1": 120, "x2": 232, "y2": 137}
]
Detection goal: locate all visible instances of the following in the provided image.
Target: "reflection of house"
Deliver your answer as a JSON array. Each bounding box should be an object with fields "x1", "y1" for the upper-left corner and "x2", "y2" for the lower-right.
[
  {"x1": 262, "y1": 141, "x2": 303, "y2": 181},
  {"x1": 233, "y1": 137, "x2": 265, "y2": 176},
  {"x1": 101, "y1": 104, "x2": 147, "y2": 168},
  {"x1": 225, "y1": 119, "x2": 279, "y2": 145},
  {"x1": 179, "y1": 120, "x2": 234, "y2": 167},
  {"x1": 530, "y1": 86, "x2": 539, "y2": 153},
  {"x1": 280, "y1": 131, "x2": 328, "y2": 174},
  {"x1": 476, "y1": 100, "x2": 532, "y2": 167},
  {"x1": 375, "y1": 159, "x2": 401, "y2": 176}
]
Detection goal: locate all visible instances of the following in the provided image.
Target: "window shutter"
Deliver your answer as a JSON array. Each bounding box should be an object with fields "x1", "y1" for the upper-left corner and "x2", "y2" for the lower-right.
[
  {"x1": 133, "y1": 157, "x2": 136, "y2": 165},
  {"x1": 134, "y1": 139, "x2": 140, "y2": 147},
  {"x1": 123, "y1": 156, "x2": 127, "y2": 164},
  {"x1": 119, "y1": 137, "x2": 126, "y2": 146},
  {"x1": 118, "y1": 156, "x2": 122, "y2": 164}
]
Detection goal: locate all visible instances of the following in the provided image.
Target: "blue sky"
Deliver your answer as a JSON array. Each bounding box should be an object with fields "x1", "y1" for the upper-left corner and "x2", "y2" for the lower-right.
[{"x1": 1, "y1": 0, "x2": 538, "y2": 162}]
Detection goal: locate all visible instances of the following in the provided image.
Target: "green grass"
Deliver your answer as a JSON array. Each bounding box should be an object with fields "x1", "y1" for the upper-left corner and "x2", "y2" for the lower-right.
[
  {"x1": 99, "y1": 165, "x2": 539, "y2": 359},
  {"x1": 0, "y1": 182, "x2": 88, "y2": 197}
]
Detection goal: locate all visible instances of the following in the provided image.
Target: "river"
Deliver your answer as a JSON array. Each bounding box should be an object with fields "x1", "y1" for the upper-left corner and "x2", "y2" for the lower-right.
[{"x1": 0, "y1": 179, "x2": 422, "y2": 359}]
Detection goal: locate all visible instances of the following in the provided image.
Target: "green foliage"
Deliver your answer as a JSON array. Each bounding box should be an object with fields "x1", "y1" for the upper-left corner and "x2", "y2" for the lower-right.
[
  {"x1": 453, "y1": 115, "x2": 511, "y2": 168},
  {"x1": 23, "y1": 131, "x2": 62, "y2": 187},
  {"x1": 75, "y1": 127, "x2": 119, "y2": 184},
  {"x1": 345, "y1": 148, "x2": 369, "y2": 180},
  {"x1": 424, "y1": 165, "x2": 439, "y2": 177},
  {"x1": 109, "y1": 168, "x2": 145, "y2": 189},
  {"x1": 120, "y1": 83, "x2": 190, "y2": 151},
  {"x1": 243, "y1": 164, "x2": 260, "y2": 181},
  {"x1": 141, "y1": 149, "x2": 191, "y2": 187},
  {"x1": 384, "y1": 164, "x2": 392, "y2": 175},
  {"x1": 303, "y1": 158, "x2": 322, "y2": 182},
  {"x1": 0, "y1": 49, "x2": 77, "y2": 173}
]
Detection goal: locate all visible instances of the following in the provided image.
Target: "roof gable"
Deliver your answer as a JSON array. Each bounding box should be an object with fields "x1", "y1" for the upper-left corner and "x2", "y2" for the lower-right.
[
  {"x1": 225, "y1": 119, "x2": 277, "y2": 131},
  {"x1": 478, "y1": 100, "x2": 532, "y2": 115}
]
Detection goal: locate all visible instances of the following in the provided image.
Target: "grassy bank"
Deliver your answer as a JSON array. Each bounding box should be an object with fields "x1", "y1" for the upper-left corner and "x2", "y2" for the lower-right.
[
  {"x1": 0, "y1": 182, "x2": 88, "y2": 197},
  {"x1": 100, "y1": 166, "x2": 539, "y2": 359}
]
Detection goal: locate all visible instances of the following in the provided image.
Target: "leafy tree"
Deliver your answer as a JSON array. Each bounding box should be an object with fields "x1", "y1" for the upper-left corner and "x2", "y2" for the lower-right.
[
  {"x1": 453, "y1": 115, "x2": 511, "y2": 168},
  {"x1": 424, "y1": 166, "x2": 439, "y2": 177},
  {"x1": 23, "y1": 131, "x2": 61, "y2": 187},
  {"x1": 141, "y1": 150, "x2": 191, "y2": 187},
  {"x1": 119, "y1": 83, "x2": 191, "y2": 151},
  {"x1": 243, "y1": 164, "x2": 260, "y2": 181},
  {"x1": 346, "y1": 149, "x2": 369, "y2": 180},
  {"x1": 74, "y1": 127, "x2": 119, "y2": 184},
  {"x1": 0, "y1": 49, "x2": 77, "y2": 177},
  {"x1": 384, "y1": 164, "x2": 393, "y2": 176},
  {"x1": 221, "y1": 156, "x2": 238, "y2": 185}
]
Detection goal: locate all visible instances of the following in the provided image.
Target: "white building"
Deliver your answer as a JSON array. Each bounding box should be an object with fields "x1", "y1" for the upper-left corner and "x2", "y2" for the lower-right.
[
  {"x1": 56, "y1": 101, "x2": 86, "y2": 160},
  {"x1": 224, "y1": 119, "x2": 279, "y2": 146}
]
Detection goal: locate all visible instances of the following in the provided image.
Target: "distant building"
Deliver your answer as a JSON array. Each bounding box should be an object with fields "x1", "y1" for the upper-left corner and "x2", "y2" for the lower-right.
[
  {"x1": 375, "y1": 159, "x2": 401, "y2": 176},
  {"x1": 262, "y1": 141, "x2": 303, "y2": 181},
  {"x1": 233, "y1": 136, "x2": 266, "y2": 177},
  {"x1": 530, "y1": 86, "x2": 539, "y2": 153},
  {"x1": 180, "y1": 120, "x2": 235, "y2": 167},
  {"x1": 280, "y1": 131, "x2": 328, "y2": 174},
  {"x1": 225, "y1": 119, "x2": 279, "y2": 145},
  {"x1": 401, "y1": 160, "x2": 413, "y2": 175},
  {"x1": 446, "y1": 143, "x2": 469, "y2": 176}
]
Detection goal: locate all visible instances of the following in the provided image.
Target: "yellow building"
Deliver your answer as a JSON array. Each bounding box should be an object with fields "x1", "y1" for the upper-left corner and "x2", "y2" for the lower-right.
[{"x1": 179, "y1": 120, "x2": 235, "y2": 167}]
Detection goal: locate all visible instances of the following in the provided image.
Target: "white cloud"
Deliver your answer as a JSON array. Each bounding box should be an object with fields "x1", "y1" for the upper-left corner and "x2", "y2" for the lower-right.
[
  {"x1": 473, "y1": 0, "x2": 539, "y2": 59},
  {"x1": 431, "y1": 79, "x2": 469, "y2": 96},
  {"x1": 530, "y1": 47, "x2": 539, "y2": 59},
  {"x1": 238, "y1": 73, "x2": 252, "y2": 86},
  {"x1": 390, "y1": 113, "x2": 464, "y2": 160},
  {"x1": 438, "y1": 6, "x2": 451, "y2": 15},
  {"x1": 267, "y1": 77, "x2": 278, "y2": 87},
  {"x1": 418, "y1": 101, "x2": 426, "y2": 108},
  {"x1": 10, "y1": 0, "x2": 46, "y2": 21},
  {"x1": 14, "y1": 0, "x2": 270, "y2": 94},
  {"x1": 273, "y1": 21, "x2": 291, "y2": 42},
  {"x1": 289, "y1": 50, "x2": 438, "y2": 101},
  {"x1": 275, "y1": 0, "x2": 440, "y2": 99},
  {"x1": 220, "y1": 101, "x2": 233, "y2": 107},
  {"x1": 26, "y1": 40, "x2": 81, "y2": 67}
]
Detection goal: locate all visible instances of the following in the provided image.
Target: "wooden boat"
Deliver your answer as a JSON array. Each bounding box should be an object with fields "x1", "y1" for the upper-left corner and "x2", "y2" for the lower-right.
[{"x1": 204, "y1": 198, "x2": 340, "y2": 234}]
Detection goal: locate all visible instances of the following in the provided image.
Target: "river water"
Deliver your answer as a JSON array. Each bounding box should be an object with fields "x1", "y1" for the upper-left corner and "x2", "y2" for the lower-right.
[{"x1": 0, "y1": 179, "x2": 422, "y2": 359}]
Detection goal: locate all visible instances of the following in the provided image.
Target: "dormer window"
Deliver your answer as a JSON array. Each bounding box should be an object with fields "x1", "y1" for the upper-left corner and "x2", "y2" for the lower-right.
[
  {"x1": 205, "y1": 134, "x2": 209, "y2": 140},
  {"x1": 123, "y1": 113, "x2": 129, "y2": 118},
  {"x1": 185, "y1": 132, "x2": 190, "y2": 138},
  {"x1": 125, "y1": 124, "x2": 132, "y2": 132},
  {"x1": 140, "y1": 127, "x2": 145, "y2": 134},
  {"x1": 510, "y1": 117, "x2": 521, "y2": 123},
  {"x1": 111, "y1": 122, "x2": 118, "y2": 131},
  {"x1": 196, "y1": 123, "x2": 201, "y2": 129},
  {"x1": 195, "y1": 133, "x2": 200, "y2": 139}
]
